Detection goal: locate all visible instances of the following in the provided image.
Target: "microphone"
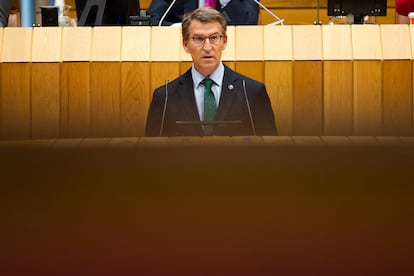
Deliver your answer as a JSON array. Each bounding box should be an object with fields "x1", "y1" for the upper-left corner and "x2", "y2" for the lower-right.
[
  {"x1": 158, "y1": 0, "x2": 178, "y2": 26},
  {"x1": 242, "y1": 80, "x2": 257, "y2": 136},
  {"x1": 314, "y1": 0, "x2": 322, "y2": 25},
  {"x1": 252, "y1": 0, "x2": 284, "y2": 26},
  {"x1": 159, "y1": 80, "x2": 169, "y2": 136}
]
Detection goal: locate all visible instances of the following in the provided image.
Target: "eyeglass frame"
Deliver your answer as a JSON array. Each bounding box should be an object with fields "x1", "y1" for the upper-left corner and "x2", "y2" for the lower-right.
[{"x1": 189, "y1": 33, "x2": 226, "y2": 46}]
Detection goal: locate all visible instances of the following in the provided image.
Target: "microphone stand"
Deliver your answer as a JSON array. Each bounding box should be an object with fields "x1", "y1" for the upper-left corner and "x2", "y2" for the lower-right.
[{"x1": 314, "y1": 0, "x2": 322, "y2": 25}]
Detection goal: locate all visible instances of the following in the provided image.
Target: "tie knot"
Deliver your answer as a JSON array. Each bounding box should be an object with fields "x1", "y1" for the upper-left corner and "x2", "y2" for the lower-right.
[{"x1": 203, "y1": 77, "x2": 214, "y2": 90}]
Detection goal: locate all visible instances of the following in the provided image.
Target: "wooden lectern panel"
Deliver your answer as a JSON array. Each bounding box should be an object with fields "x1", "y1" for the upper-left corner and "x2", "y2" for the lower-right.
[
  {"x1": 222, "y1": 26, "x2": 235, "y2": 62},
  {"x1": 324, "y1": 61, "x2": 354, "y2": 135},
  {"x1": 61, "y1": 27, "x2": 92, "y2": 62},
  {"x1": 1, "y1": 63, "x2": 31, "y2": 139},
  {"x1": 151, "y1": 27, "x2": 181, "y2": 62},
  {"x1": 383, "y1": 60, "x2": 413, "y2": 135},
  {"x1": 91, "y1": 27, "x2": 122, "y2": 62},
  {"x1": 60, "y1": 62, "x2": 90, "y2": 138},
  {"x1": 0, "y1": 28, "x2": 3, "y2": 60},
  {"x1": 322, "y1": 25, "x2": 352, "y2": 60},
  {"x1": 150, "y1": 62, "x2": 180, "y2": 93},
  {"x1": 353, "y1": 61, "x2": 382, "y2": 135},
  {"x1": 122, "y1": 27, "x2": 151, "y2": 62},
  {"x1": 264, "y1": 61, "x2": 293, "y2": 135},
  {"x1": 352, "y1": 25, "x2": 382, "y2": 60},
  {"x1": 90, "y1": 62, "x2": 121, "y2": 137},
  {"x1": 410, "y1": 25, "x2": 414, "y2": 59},
  {"x1": 235, "y1": 62, "x2": 264, "y2": 83},
  {"x1": 31, "y1": 63, "x2": 60, "y2": 139},
  {"x1": 235, "y1": 26, "x2": 264, "y2": 61},
  {"x1": 293, "y1": 61, "x2": 323, "y2": 135},
  {"x1": 31, "y1": 27, "x2": 61, "y2": 62},
  {"x1": 381, "y1": 25, "x2": 411, "y2": 60},
  {"x1": 292, "y1": 25, "x2": 322, "y2": 61},
  {"x1": 121, "y1": 62, "x2": 151, "y2": 137},
  {"x1": 264, "y1": 25, "x2": 293, "y2": 61},
  {"x1": 1, "y1": 28, "x2": 32, "y2": 62}
]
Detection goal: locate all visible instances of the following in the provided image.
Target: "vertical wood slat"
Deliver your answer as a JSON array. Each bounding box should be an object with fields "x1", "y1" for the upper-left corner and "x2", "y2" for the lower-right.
[
  {"x1": 293, "y1": 61, "x2": 323, "y2": 135},
  {"x1": 323, "y1": 61, "x2": 354, "y2": 135},
  {"x1": 1, "y1": 63, "x2": 31, "y2": 139},
  {"x1": 121, "y1": 62, "x2": 150, "y2": 137},
  {"x1": 235, "y1": 62, "x2": 264, "y2": 83},
  {"x1": 353, "y1": 61, "x2": 383, "y2": 135},
  {"x1": 30, "y1": 28, "x2": 62, "y2": 139},
  {"x1": 383, "y1": 61, "x2": 413, "y2": 135},
  {"x1": 150, "y1": 62, "x2": 180, "y2": 93},
  {"x1": 90, "y1": 62, "x2": 121, "y2": 137},
  {"x1": 265, "y1": 61, "x2": 293, "y2": 136},
  {"x1": 31, "y1": 63, "x2": 60, "y2": 139},
  {"x1": 60, "y1": 62, "x2": 90, "y2": 138}
]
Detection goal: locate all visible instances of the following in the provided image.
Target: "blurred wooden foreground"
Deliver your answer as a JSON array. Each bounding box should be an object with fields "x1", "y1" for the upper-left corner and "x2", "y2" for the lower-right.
[{"x1": 1, "y1": 25, "x2": 413, "y2": 139}]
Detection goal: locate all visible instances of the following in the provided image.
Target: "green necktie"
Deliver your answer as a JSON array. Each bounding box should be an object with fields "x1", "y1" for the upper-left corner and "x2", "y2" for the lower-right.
[{"x1": 203, "y1": 78, "x2": 216, "y2": 135}]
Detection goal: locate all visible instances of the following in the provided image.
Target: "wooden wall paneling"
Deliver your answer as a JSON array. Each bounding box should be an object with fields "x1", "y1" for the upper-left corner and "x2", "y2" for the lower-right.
[
  {"x1": 31, "y1": 28, "x2": 62, "y2": 139},
  {"x1": 122, "y1": 26, "x2": 151, "y2": 62},
  {"x1": 150, "y1": 62, "x2": 180, "y2": 93},
  {"x1": 61, "y1": 27, "x2": 92, "y2": 138},
  {"x1": 322, "y1": 25, "x2": 353, "y2": 135},
  {"x1": 1, "y1": 63, "x2": 31, "y2": 139},
  {"x1": 1, "y1": 28, "x2": 32, "y2": 140},
  {"x1": 31, "y1": 63, "x2": 61, "y2": 139},
  {"x1": 90, "y1": 27, "x2": 122, "y2": 137},
  {"x1": 264, "y1": 61, "x2": 293, "y2": 135},
  {"x1": 352, "y1": 25, "x2": 382, "y2": 135},
  {"x1": 381, "y1": 25, "x2": 412, "y2": 136},
  {"x1": 120, "y1": 62, "x2": 151, "y2": 137},
  {"x1": 382, "y1": 61, "x2": 413, "y2": 136},
  {"x1": 180, "y1": 62, "x2": 192, "y2": 74},
  {"x1": 293, "y1": 61, "x2": 323, "y2": 135},
  {"x1": 60, "y1": 62, "x2": 90, "y2": 138},
  {"x1": 353, "y1": 61, "x2": 383, "y2": 135},
  {"x1": 90, "y1": 62, "x2": 121, "y2": 137},
  {"x1": 323, "y1": 61, "x2": 354, "y2": 135},
  {"x1": 151, "y1": 27, "x2": 181, "y2": 62},
  {"x1": 235, "y1": 26, "x2": 264, "y2": 61},
  {"x1": 235, "y1": 62, "x2": 264, "y2": 83}
]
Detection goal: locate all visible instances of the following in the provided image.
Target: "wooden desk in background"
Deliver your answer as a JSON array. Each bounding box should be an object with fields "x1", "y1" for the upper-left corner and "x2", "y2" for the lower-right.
[{"x1": 1, "y1": 25, "x2": 413, "y2": 140}]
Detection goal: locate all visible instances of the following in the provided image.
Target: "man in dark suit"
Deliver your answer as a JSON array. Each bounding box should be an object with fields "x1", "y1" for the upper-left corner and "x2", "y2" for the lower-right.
[
  {"x1": 75, "y1": 0, "x2": 139, "y2": 25},
  {"x1": 148, "y1": 0, "x2": 258, "y2": 26},
  {"x1": 145, "y1": 7, "x2": 276, "y2": 137},
  {"x1": 0, "y1": 0, "x2": 13, "y2": 27}
]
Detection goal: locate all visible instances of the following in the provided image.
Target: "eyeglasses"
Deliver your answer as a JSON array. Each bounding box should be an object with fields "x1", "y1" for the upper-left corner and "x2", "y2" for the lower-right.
[{"x1": 190, "y1": 34, "x2": 224, "y2": 46}]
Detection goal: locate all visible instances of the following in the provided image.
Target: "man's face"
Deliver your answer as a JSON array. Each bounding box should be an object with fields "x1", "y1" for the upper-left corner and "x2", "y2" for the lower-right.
[{"x1": 183, "y1": 20, "x2": 227, "y2": 77}]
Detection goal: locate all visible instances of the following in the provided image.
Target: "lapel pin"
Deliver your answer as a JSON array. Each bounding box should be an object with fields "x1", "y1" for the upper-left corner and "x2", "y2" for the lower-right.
[{"x1": 227, "y1": 84, "x2": 234, "y2": 90}]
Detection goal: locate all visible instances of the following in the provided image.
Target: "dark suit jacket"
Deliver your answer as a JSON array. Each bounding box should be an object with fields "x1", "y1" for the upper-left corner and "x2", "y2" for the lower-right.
[
  {"x1": 145, "y1": 65, "x2": 277, "y2": 136},
  {"x1": 148, "y1": 0, "x2": 258, "y2": 26}
]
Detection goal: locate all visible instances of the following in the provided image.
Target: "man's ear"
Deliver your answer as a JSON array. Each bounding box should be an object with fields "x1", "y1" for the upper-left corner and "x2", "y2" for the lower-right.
[
  {"x1": 183, "y1": 39, "x2": 191, "y2": 53},
  {"x1": 222, "y1": 35, "x2": 228, "y2": 50}
]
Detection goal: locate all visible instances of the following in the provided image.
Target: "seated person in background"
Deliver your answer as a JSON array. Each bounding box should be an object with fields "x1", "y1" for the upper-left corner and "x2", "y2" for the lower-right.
[
  {"x1": 145, "y1": 7, "x2": 277, "y2": 137},
  {"x1": 0, "y1": 0, "x2": 13, "y2": 27},
  {"x1": 148, "y1": 0, "x2": 259, "y2": 26},
  {"x1": 395, "y1": 0, "x2": 414, "y2": 23}
]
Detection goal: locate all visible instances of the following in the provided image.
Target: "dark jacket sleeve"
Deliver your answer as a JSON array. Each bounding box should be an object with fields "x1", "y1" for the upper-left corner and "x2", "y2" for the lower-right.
[
  {"x1": 0, "y1": 0, "x2": 13, "y2": 27},
  {"x1": 251, "y1": 83, "x2": 277, "y2": 136},
  {"x1": 148, "y1": 0, "x2": 176, "y2": 26},
  {"x1": 220, "y1": 0, "x2": 259, "y2": 25}
]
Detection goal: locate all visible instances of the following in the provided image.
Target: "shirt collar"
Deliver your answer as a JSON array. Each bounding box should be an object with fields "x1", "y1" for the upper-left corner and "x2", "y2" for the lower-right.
[{"x1": 192, "y1": 63, "x2": 225, "y2": 88}]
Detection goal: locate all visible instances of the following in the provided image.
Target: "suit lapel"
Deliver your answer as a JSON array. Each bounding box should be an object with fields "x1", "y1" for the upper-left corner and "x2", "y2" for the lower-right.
[{"x1": 216, "y1": 66, "x2": 240, "y2": 120}]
